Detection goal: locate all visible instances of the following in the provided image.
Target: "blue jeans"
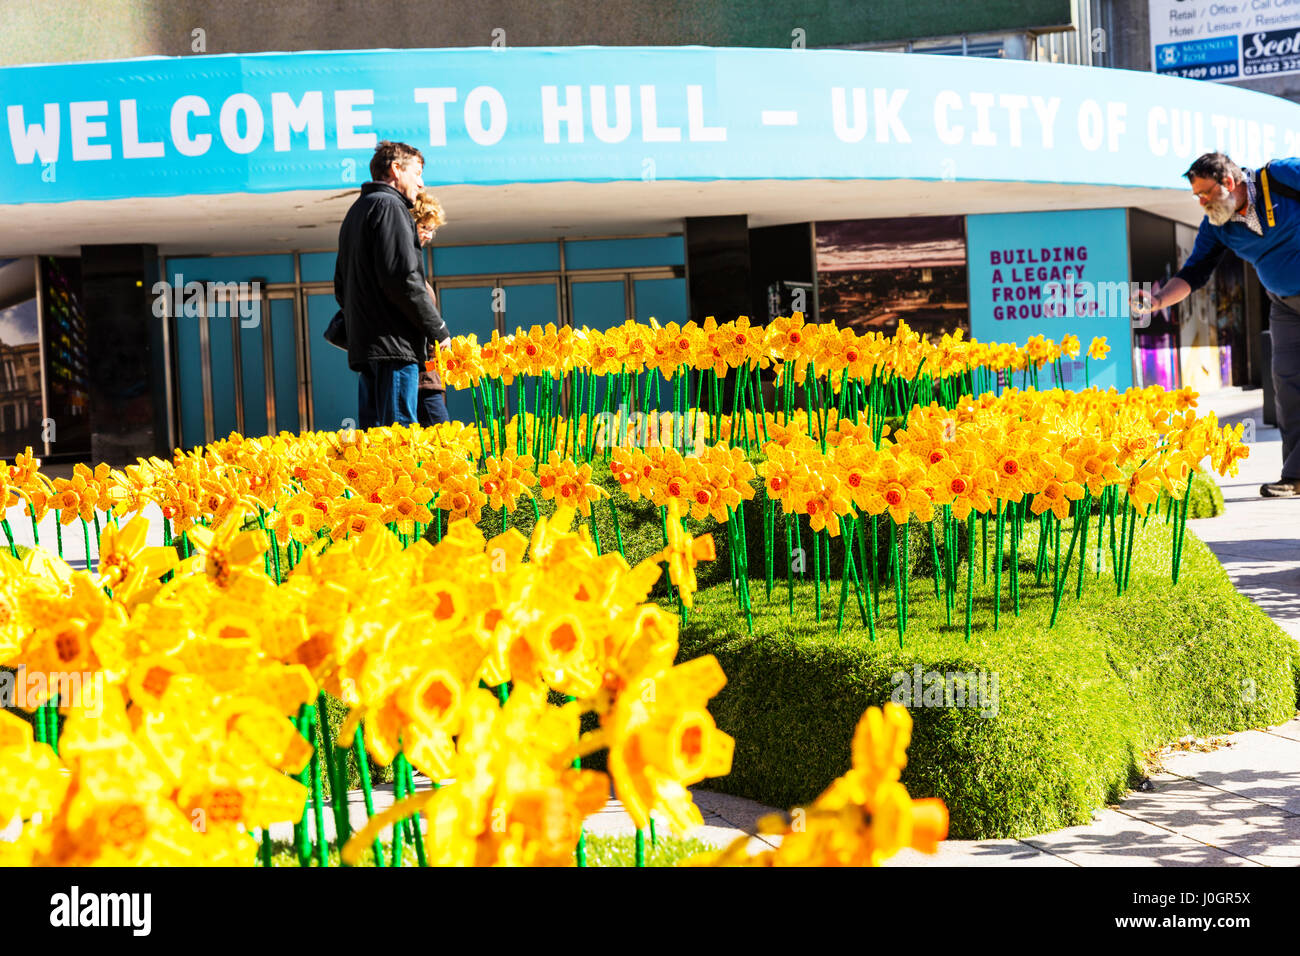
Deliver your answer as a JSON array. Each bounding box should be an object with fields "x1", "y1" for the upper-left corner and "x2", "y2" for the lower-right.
[
  {"x1": 418, "y1": 389, "x2": 449, "y2": 427},
  {"x1": 357, "y1": 361, "x2": 419, "y2": 429}
]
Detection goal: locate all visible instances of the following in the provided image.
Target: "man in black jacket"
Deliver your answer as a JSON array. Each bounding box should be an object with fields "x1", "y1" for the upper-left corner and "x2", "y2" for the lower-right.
[{"x1": 334, "y1": 141, "x2": 450, "y2": 429}]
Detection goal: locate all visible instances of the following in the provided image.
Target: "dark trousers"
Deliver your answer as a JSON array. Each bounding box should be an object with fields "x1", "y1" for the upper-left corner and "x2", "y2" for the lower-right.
[
  {"x1": 357, "y1": 361, "x2": 419, "y2": 429},
  {"x1": 417, "y1": 389, "x2": 449, "y2": 427},
  {"x1": 1267, "y1": 292, "x2": 1300, "y2": 480}
]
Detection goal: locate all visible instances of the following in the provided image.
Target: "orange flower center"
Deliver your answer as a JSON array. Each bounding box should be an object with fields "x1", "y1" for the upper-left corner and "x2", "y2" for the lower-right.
[
  {"x1": 694, "y1": 489, "x2": 711, "y2": 505},
  {"x1": 107, "y1": 804, "x2": 148, "y2": 847},
  {"x1": 208, "y1": 787, "x2": 244, "y2": 824},
  {"x1": 55, "y1": 630, "x2": 81, "y2": 663},
  {"x1": 848, "y1": 472, "x2": 862, "y2": 487},
  {"x1": 1002, "y1": 459, "x2": 1020, "y2": 476},
  {"x1": 885, "y1": 485, "x2": 904, "y2": 507},
  {"x1": 680, "y1": 724, "x2": 704, "y2": 759},
  {"x1": 949, "y1": 476, "x2": 969, "y2": 494},
  {"x1": 423, "y1": 679, "x2": 454, "y2": 715},
  {"x1": 667, "y1": 480, "x2": 682, "y2": 497},
  {"x1": 142, "y1": 666, "x2": 172, "y2": 698},
  {"x1": 549, "y1": 622, "x2": 578, "y2": 654}
]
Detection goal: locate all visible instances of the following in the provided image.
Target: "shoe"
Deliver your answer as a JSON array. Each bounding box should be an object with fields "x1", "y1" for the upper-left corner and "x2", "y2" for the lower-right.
[{"x1": 1259, "y1": 479, "x2": 1300, "y2": 498}]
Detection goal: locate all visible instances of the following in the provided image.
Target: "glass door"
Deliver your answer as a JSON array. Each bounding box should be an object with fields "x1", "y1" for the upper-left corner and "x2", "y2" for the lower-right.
[
  {"x1": 303, "y1": 289, "x2": 355, "y2": 433},
  {"x1": 173, "y1": 286, "x2": 309, "y2": 447}
]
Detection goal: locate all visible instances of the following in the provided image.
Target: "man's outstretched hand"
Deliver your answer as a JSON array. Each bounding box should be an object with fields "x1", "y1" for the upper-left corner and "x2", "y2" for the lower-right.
[{"x1": 1130, "y1": 285, "x2": 1159, "y2": 316}]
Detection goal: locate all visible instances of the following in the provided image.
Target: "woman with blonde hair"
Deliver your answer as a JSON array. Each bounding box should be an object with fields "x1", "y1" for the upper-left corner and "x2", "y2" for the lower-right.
[{"x1": 411, "y1": 192, "x2": 450, "y2": 426}]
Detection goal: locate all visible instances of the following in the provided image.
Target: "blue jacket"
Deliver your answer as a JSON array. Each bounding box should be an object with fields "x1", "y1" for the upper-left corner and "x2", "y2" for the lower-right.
[{"x1": 1174, "y1": 157, "x2": 1300, "y2": 297}]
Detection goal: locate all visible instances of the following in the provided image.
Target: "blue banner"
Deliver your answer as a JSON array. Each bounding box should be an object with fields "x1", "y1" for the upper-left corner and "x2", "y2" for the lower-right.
[
  {"x1": 966, "y1": 209, "x2": 1133, "y2": 391},
  {"x1": 1154, "y1": 37, "x2": 1241, "y2": 80},
  {"x1": 3, "y1": 47, "x2": 1300, "y2": 204}
]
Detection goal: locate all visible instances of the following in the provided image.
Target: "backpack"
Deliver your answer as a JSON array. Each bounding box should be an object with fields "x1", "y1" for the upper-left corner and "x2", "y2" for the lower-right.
[{"x1": 1260, "y1": 162, "x2": 1300, "y2": 228}]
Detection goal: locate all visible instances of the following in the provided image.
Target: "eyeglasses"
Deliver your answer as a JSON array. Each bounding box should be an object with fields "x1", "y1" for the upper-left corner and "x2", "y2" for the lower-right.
[{"x1": 1191, "y1": 179, "x2": 1230, "y2": 200}]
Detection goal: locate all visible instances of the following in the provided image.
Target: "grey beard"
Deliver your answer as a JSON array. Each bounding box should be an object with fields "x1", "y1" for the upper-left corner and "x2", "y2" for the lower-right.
[{"x1": 1205, "y1": 198, "x2": 1237, "y2": 226}]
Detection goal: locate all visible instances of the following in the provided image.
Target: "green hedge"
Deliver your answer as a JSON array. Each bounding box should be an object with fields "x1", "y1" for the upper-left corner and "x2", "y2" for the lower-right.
[{"x1": 675, "y1": 514, "x2": 1298, "y2": 839}]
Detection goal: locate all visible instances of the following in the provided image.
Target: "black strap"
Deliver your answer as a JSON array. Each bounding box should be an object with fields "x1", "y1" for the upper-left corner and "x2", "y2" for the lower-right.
[{"x1": 1262, "y1": 162, "x2": 1300, "y2": 202}]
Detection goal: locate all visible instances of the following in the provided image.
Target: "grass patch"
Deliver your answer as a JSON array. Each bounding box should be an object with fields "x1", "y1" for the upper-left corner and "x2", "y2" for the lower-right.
[{"x1": 1187, "y1": 468, "x2": 1226, "y2": 518}]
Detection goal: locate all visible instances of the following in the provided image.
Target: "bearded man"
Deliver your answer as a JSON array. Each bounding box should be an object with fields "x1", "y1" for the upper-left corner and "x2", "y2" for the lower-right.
[{"x1": 1133, "y1": 152, "x2": 1300, "y2": 498}]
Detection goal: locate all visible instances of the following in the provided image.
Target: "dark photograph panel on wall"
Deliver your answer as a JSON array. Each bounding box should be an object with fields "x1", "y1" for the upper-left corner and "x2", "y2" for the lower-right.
[
  {"x1": 40, "y1": 256, "x2": 91, "y2": 459},
  {"x1": 0, "y1": 258, "x2": 45, "y2": 459},
  {"x1": 815, "y1": 215, "x2": 969, "y2": 339}
]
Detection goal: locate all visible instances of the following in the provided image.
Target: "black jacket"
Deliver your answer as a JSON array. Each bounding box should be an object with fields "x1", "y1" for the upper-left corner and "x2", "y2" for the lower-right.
[{"x1": 334, "y1": 181, "x2": 449, "y2": 371}]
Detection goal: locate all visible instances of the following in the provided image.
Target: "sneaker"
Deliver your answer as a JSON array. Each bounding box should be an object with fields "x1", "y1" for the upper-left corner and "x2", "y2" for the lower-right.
[{"x1": 1259, "y1": 479, "x2": 1300, "y2": 498}]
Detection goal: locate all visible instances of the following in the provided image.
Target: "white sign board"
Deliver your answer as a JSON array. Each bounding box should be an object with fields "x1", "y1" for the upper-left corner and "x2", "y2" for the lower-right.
[{"x1": 1150, "y1": 0, "x2": 1300, "y2": 82}]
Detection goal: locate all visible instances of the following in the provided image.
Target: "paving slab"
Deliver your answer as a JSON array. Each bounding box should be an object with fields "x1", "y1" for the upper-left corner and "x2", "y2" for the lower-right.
[
  {"x1": 1154, "y1": 731, "x2": 1300, "y2": 815},
  {"x1": 1264, "y1": 717, "x2": 1300, "y2": 743},
  {"x1": 692, "y1": 790, "x2": 783, "y2": 833},
  {"x1": 1021, "y1": 809, "x2": 1262, "y2": 867},
  {"x1": 884, "y1": 839, "x2": 1073, "y2": 867},
  {"x1": 1110, "y1": 776, "x2": 1300, "y2": 865}
]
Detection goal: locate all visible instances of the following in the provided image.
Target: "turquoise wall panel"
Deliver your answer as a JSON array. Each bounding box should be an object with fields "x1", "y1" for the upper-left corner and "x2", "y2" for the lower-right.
[
  {"x1": 269, "y1": 299, "x2": 300, "y2": 434},
  {"x1": 433, "y1": 242, "x2": 559, "y2": 277},
  {"x1": 239, "y1": 300, "x2": 268, "y2": 438},
  {"x1": 565, "y1": 237, "x2": 684, "y2": 270},
  {"x1": 207, "y1": 315, "x2": 238, "y2": 440},
  {"x1": 165, "y1": 254, "x2": 295, "y2": 285}
]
